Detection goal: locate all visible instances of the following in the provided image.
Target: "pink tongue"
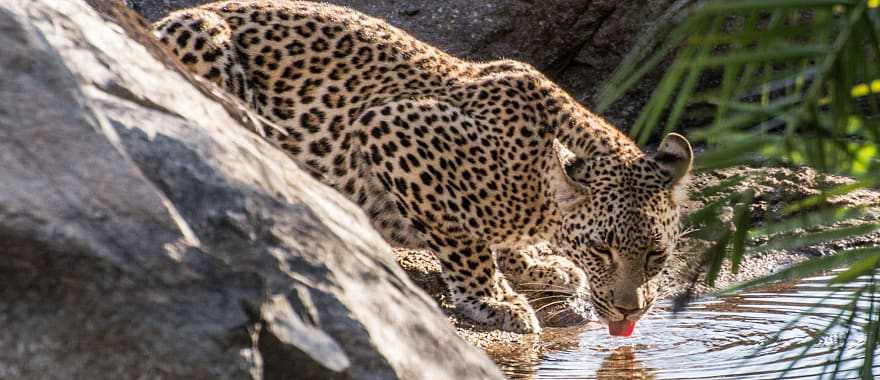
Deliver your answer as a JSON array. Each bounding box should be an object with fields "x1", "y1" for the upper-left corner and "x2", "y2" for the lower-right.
[{"x1": 608, "y1": 320, "x2": 636, "y2": 337}]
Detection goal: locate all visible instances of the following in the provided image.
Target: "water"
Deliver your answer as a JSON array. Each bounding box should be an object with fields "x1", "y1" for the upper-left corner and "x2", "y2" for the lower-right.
[{"x1": 493, "y1": 272, "x2": 880, "y2": 379}]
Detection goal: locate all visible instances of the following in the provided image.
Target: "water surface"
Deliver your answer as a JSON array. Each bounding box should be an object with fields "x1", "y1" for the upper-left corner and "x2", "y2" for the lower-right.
[{"x1": 494, "y1": 271, "x2": 880, "y2": 379}]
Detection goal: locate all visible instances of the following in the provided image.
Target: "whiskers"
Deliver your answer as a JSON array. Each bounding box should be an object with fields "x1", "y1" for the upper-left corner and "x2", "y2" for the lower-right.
[
  {"x1": 526, "y1": 293, "x2": 572, "y2": 304},
  {"x1": 514, "y1": 282, "x2": 577, "y2": 294},
  {"x1": 519, "y1": 285, "x2": 596, "y2": 326},
  {"x1": 543, "y1": 304, "x2": 582, "y2": 324},
  {"x1": 534, "y1": 300, "x2": 569, "y2": 314},
  {"x1": 678, "y1": 226, "x2": 698, "y2": 239}
]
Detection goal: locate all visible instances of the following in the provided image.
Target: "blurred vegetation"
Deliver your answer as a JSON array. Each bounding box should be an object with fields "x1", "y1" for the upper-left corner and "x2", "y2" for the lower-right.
[{"x1": 599, "y1": 0, "x2": 880, "y2": 377}]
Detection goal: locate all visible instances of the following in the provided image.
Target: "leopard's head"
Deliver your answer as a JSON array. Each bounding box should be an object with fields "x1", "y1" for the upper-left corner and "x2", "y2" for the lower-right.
[{"x1": 550, "y1": 133, "x2": 692, "y2": 330}]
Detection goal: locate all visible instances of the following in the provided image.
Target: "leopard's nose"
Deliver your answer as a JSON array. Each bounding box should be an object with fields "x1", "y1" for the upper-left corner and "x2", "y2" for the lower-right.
[{"x1": 615, "y1": 306, "x2": 641, "y2": 318}]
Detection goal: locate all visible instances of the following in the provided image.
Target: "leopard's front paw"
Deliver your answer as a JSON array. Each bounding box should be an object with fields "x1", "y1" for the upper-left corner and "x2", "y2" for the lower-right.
[
  {"x1": 458, "y1": 292, "x2": 541, "y2": 334},
  {"x1": 503, "y1": 253, "x2": 593, "y2": 327},
  {"x1": 492, "y1": 292, "x2": 542, "y2": 334},
  {"x1": 517, "y1": 255, "x2": 587, "y2": 294}
]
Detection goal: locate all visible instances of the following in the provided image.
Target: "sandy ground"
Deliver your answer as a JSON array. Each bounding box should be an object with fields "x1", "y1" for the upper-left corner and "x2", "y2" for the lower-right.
[{"x1": 393, "y1": 166, "x2": 880, "y2": 355}]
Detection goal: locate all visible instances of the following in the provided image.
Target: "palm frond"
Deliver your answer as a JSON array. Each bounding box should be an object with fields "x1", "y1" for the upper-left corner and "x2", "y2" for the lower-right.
[{"x1": 600, "y1": 1, "x2": 880, "y2": 376}]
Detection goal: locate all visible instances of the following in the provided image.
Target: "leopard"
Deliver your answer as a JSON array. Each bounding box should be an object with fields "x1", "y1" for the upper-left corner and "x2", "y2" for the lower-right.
[{"x1": 152, "y1": 0, "x2": 693, "y2": 334}]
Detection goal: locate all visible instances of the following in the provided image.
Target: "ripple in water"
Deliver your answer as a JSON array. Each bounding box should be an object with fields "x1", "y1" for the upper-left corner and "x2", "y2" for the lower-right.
[{"x1": 494, "y1": 272, "x2": 880, "y2": 379}]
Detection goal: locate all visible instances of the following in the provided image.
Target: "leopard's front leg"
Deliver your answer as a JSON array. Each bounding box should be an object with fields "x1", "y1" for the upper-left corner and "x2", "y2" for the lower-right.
[
  {"x1": 497, "y1": 243, "x2": 593, "y2": 326},
  {"x1": 434, "y1": 239, "x2": 541, "y2": 334},
  {"x1": 497, "y1": 243, "x2": 587, "y2": 295}
]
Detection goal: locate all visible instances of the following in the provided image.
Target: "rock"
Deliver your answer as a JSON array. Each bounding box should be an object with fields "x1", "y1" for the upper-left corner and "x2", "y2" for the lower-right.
[
  {"x1": 0, "y1": 1, "x2": 503, "y2": 379},
  {"x1": 124, "y1": 0, "x2": 691, "y2": 128}
]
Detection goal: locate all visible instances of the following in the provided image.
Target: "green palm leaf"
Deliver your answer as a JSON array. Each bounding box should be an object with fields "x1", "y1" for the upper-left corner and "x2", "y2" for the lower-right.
[{"x1": 600, "y1": 0, "x2": 880, "y2": 376}]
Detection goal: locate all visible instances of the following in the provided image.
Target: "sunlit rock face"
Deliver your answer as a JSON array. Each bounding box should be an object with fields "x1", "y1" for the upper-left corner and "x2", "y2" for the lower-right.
[{"x1": 0, "y1": 1, "x2": 503, "y2": 379}]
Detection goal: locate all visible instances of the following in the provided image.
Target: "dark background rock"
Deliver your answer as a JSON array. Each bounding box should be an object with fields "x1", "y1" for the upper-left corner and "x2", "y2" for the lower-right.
[
  {"x1": 125, "y1": 0, "x2": 688, "y2": 129},
  {"x1": 0, "y1": 1, "x2": 503, "y2": 378}
]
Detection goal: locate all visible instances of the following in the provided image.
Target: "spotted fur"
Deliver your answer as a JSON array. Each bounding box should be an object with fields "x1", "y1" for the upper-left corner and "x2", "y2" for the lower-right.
[{"x1": 153, "y1": 0, "x2": 693, "y2": 333}]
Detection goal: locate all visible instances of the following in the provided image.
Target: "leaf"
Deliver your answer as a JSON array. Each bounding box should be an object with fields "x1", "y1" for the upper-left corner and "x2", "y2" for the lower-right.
[
  {"x1": 692, "y1": 174, "x2": 746, "y2": 198},
  {"x1": 704, "y1": 94, "x2": 803, "y2": 116},
  {"x1": 681, "y1": 45, "x2": 829, "y2": 68},
  {"x1": 685, "y1": 192, "x2": 736, "y2": 227},
  {"x1": 596, "y1": 13, "x2": 698, "y2": 112},
  {"x1": 784, "y1": 179, "x2": 877, "y2": 213},
  {"x1": 691, "y1": 22, "x2": 835, "y2": 45},
  {"x1": 860, "y1": 280, "x2": 880, "y2": 380},
  {"x1": 661, "y1": 17, "x2": 725, "y2": 138},
  {"x1": 704, "y1": 230, "x2": 732, "y2": 287},
  {"x1": 719, "y1": 246, "x2": 880, "y2": 295},
  {"x1": 694, "y1": 134, "x2": 777, "y2": 170},
  {"x1": 749, "y1": 206, "x2": 868, "y2": 238},
  {"x1": 753, "y1": 223, "x2": 880, "y2": 253},
  {"x1": 698, "y1": 0, "x2": 856, "y2": 13},
  {"x1": 729, "y1": 190, "x2": 755, "y2": 274},
  {"x1": 824, "y1": 293, "x2": 860, "y2": 379},
  {"x1": 831, "y1": 253, "x2": 880, "y2": 283}
]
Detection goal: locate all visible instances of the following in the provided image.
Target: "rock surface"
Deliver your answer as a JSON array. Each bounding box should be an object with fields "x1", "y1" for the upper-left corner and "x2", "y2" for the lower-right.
[
  {"x1": 0, "y1": 1, "x2": 503, "y2": 379},
  {"x1": 125, "y1": 0, "x2": 689, "y2": 128}
]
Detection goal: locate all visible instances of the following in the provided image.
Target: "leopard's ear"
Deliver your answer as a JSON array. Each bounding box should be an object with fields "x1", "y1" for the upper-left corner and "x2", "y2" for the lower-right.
[
  {"x1": 561, "y1": 156, "x2": 589, "y2": 188},
  {"x1": 552, "y1": 141, "x2": 589, "y2": 210},
  {"x1": 654, "y1": 133, "x2": 693, "y2": 189}
]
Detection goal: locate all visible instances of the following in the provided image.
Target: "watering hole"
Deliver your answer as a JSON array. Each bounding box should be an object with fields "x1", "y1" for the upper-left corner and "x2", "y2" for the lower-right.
[{"x1": 493, "y1": 271, "x2": 880, "y2": 379}]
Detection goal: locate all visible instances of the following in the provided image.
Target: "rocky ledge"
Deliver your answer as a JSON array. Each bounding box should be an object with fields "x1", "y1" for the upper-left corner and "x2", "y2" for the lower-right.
[{"x1": 0, "y1": 1, "x2": 502, "y2": 378}]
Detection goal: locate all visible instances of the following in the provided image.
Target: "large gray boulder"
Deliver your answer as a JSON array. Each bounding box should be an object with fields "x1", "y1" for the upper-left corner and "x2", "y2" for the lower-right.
[
  {"x1": 0, "y1": 1, "x2": 502, "y2": 379},
  {"x1": 125, "y1": 0, "x2": 687, "y2": 127}
]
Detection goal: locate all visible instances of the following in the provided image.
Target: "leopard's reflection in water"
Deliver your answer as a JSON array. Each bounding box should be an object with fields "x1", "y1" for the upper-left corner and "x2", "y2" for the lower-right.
[
  {"x1": 595, "y1": 346, "x2": 656, "y2": 380},
  {"x1": 490, "y1": 327, "x2": 657, "y2": 380}
]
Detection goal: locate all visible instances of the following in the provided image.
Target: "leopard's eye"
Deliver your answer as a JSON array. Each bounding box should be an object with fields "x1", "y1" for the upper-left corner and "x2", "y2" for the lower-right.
[
  {"x1": 591, "y1": 246, "x2": 613, "y2": 262},
  {"x1": 645, "y1": 249, "x2": 668, "y2": 270},
  {"x1": 646, "y1": 249, "x2": 666, "y2": 260}
]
